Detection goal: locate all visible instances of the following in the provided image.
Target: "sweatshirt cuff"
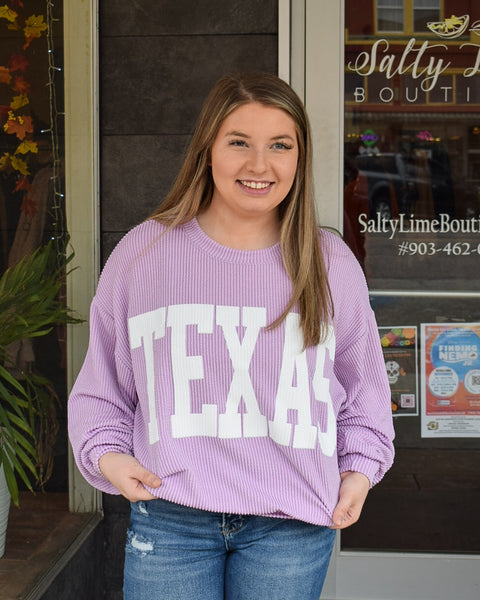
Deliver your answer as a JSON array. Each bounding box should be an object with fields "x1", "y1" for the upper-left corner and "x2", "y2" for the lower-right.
[
  {"x1": 338, "y1": 454, "x2": 383, "y2": 488},
  {"x1": 78, "y1": 445, "x2": 133, "y2": 495}
]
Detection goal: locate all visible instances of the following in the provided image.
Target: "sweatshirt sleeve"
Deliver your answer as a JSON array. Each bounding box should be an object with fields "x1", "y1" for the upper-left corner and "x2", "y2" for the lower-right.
[
  {"x1": 68, "y1": 253, "x2": 137, "y2": 495},
  {"x1": 326, "y1": 234, "x2": 395, "y2": 487}
]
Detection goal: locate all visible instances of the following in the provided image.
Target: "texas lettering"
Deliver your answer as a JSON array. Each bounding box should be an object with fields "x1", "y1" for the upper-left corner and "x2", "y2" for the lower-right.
[{"x1": 128, "y1": 304, "x2": 336, "y2": 456}]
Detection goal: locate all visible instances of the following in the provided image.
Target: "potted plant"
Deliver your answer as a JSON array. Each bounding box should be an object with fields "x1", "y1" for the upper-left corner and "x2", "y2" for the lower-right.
[{"x1": 0, "y1": 240, "x2": 81, "y2": 557}]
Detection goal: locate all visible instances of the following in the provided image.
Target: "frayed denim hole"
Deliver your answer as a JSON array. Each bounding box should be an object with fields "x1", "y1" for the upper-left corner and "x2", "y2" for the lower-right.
[
  {"x1": 125, "y1": 529, "x2": 155, "y2": 556},
  {"x1": 137, "y1": 501, "x2": 149, "y2": 515}
]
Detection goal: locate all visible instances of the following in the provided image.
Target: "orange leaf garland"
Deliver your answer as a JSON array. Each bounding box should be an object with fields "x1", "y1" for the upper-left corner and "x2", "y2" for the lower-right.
[
  {"x1": 0, "y1": 105, "x2": 9, "y2": 121},
  {"x1": 13, "y1": 75, "x2": 30, "y2": 94},
  {"x1": 0, "y1": 5, "x2": 17, "y2": 23},
  {"x1": 10, "y1": 153, "x2": 29, "y2": 174},
  {"x1": 10, "y1": 92, "x2": 29, "y2": 110},
  {"x1": 23, "y1": 14, "x2": 47, "y2": 49},
  {"x1": 0, "y1": 65, "x2": 11, "y2": 84},
  {"x1": 15, "y1": 139, "x2": 37, "y2": 155},
  {"x1": 9, "y1": 53, "x2": 28, "y2": 73},
  {"x1": 13, "y1": 174, "x2": 33, "y2": 193},
  {"x1": 0, "y1": 6, "x2": 51, "y2": 201},
  {"x1": 0, "y1": 151, "x2": 29, "y2": 175},
  {"x1": 4, "y1": 112, "x2": 33, "y2": 140},
  {"x1": 0, "y1": 152, "x2": 10, "y2": 170}
]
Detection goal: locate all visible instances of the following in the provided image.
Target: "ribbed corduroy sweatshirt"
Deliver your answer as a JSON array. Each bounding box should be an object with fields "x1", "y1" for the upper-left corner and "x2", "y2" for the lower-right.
[{"x1": 68, "y1": 217, "x2": 394, "y2": 526}]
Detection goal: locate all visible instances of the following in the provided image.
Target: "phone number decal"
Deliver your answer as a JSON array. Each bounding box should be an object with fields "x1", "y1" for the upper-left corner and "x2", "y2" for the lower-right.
[{"x1": 398, "y1": 241, "x2": 480, "y2": 256}]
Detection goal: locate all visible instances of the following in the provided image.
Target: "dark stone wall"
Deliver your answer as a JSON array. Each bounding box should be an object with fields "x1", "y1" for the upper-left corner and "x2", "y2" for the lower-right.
[
  {"x1": 100, "y1": 0, "x2": 278, "y2": 264},
  {"x1": 99, "y1": 2, "x2": 278, "y2": 598}
]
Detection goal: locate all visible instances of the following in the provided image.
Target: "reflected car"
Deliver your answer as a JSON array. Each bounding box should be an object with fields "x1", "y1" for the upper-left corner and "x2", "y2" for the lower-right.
[{"x1": 352, "y1": 151, "x2": 454, "y2": 220}]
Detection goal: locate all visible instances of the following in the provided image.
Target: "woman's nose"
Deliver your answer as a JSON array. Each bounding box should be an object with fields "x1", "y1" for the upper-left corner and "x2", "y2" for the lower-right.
[{"x1": 246, "y1": 149, "x2": 267, "y2": 173}]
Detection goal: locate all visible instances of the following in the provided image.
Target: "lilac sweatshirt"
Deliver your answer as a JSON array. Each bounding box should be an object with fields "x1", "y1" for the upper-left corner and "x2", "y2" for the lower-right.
[{"x1": 68, "y1": 218, "x2": 394, "y2": 526}]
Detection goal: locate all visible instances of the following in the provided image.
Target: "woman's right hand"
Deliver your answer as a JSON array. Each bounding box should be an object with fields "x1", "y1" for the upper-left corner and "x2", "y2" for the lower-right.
[{"x1": 98, "y1": 452, "x2": 162, "y2": 502}]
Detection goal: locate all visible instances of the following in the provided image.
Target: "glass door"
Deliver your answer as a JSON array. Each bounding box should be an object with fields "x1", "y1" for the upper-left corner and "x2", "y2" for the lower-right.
[{"x1": 288, "y1": 1, "x2": 480, "y2": 598}]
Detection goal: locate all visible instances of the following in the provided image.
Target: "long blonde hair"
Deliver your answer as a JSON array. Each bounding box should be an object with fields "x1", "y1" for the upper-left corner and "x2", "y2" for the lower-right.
[{"x1": 150, "y1": 72, "x2": 333, "y2": 347}]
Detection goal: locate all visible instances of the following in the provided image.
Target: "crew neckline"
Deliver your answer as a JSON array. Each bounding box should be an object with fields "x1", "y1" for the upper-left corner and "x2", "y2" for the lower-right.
[{"x1": 182, "y1": 217, "x2": 282, "y2": 265}]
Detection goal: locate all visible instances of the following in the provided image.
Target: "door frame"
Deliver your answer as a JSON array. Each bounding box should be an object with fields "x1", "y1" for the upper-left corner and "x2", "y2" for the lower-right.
[
  {"x1": 65, "y1": 0, "x2": 102, "y2": 513},
  {"x1": 279, "y1": 1, "x2": 480, "y2": 599}
]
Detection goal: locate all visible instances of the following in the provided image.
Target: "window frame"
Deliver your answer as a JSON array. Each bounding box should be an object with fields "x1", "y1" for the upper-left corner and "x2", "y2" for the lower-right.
[{"x1": 64, "y1": 0, "x2": 101, "y2": 513}]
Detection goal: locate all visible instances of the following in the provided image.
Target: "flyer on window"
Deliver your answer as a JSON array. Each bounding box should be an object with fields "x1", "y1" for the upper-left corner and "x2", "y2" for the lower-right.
[
  {"x1": 379, "y1": 327, "x2": 418, "y2": 416},
  {"x1": 421, "y1": 323, "x2": 480, "y2": 438}
]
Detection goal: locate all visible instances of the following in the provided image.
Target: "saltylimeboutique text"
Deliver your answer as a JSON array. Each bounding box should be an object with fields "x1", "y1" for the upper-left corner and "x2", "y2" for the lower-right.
[{"x1": 359, "y1": 214, "x2": 480, "y2": 240}]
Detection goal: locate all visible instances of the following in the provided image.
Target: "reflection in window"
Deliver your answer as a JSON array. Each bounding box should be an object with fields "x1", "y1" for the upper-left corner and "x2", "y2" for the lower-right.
[
  {"x1": 413, "y1": 0, "x2": 441, "y2": 32},
  {"x1": 377, "y1": 0, "x2": 404, "y2": 32},
  {"x1": 343, "y1": 2, "x2": 480, "y2": 557},
  {"x1": 376, "y1": 0, "x2": 441, "y2": 34},
  {"x1": 429, "y1": 75, "x2": 454, "y2": 104},
  {"x1": 0, "y1": 3, "x2": 67, "y2": 492},
  {"x1": 345, "y1": 1, "x2": 480, "y2": 293}
]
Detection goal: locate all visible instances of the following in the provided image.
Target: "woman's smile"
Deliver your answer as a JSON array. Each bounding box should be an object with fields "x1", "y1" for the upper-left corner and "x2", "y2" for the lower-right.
[{"x1": 237, "y1": 179, "x2": 274, "y2": 192}]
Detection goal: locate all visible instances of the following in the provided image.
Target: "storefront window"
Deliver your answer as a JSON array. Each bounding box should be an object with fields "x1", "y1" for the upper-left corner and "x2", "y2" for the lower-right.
[
  {"x1": 343, "y1": 0, "x2": 480, "y2": 554},
  {"x1": 345, "y1": 1, "x2": 480, "y2": 293},
  {"x1": 0, "y1": 0, "x2": 67, "y2": 495},
  {"x1": 1, "y1": 1, "x2": 102, "y2": 594}
]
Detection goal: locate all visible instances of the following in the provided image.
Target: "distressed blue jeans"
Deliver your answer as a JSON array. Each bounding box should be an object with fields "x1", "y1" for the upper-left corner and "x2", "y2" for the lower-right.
[{"x1": 123, "y1": 498, "x2": 335, "y2": 600}]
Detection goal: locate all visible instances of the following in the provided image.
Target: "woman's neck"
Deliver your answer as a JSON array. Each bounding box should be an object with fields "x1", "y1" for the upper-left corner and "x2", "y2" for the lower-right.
[{"x1": 196, "y1": 208, "x2": 281, "y2": 250}]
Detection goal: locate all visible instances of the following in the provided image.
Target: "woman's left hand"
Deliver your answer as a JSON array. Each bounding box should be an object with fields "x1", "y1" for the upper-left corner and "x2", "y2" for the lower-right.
[{"x1": 330, "y1": 471, "x2": 370, "y2": 529}]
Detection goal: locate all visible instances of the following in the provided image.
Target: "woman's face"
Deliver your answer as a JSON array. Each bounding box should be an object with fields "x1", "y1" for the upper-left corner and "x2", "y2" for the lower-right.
[{"x1": 208, "y1": 102, "x2": 299, "y2": 226}]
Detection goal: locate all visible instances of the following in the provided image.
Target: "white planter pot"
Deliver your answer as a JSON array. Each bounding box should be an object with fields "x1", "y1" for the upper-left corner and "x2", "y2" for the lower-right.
[{"x1": 0, "y1": 463, "x2": 11, "y2": 558}]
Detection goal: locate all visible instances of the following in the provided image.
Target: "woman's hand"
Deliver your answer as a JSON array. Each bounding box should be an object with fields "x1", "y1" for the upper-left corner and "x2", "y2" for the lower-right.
[
  {"x1": 330, "y1": 471, "x2": 370, "y2": 529},
  {"x1": 99, "y1": 452, "x2": 162, "y2": 502}
]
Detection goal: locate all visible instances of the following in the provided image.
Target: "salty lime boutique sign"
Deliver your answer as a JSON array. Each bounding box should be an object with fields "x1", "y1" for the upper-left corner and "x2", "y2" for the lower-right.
[
  {"x1": 344, "y1": 12, "x2": 480, "y2": 292},
  {"x1": 347, "y1": 14, "x2": 480, "y2": 104}
]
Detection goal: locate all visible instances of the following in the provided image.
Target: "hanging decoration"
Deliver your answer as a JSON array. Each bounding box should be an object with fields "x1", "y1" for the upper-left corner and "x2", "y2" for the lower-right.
[
  {"x1": 0, "y1": 1, "x2": 64, "y2": 260},
  {"x1": 0, "y1": 2, "x2": 72, "y2": 503}
]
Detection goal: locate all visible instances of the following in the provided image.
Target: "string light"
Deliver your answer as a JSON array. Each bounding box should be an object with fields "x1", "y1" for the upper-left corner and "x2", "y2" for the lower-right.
[{"x1": 45, "y1": 0, "x2": 65, "y2": 264}]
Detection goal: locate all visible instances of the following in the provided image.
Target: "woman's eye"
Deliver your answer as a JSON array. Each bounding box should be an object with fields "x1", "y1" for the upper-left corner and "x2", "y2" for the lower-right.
[
  {"x1": 272, "y1": 142, "x2": 293, "y2": 150},
  {"x1": 229, "y1": 139, "x2": 247, "y2": 147}
]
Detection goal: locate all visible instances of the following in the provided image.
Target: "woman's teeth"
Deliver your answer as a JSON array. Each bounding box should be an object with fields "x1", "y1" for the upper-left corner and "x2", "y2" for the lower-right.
[{"x1": 240, "y1": 180, "x2": 271, "y2": 189}]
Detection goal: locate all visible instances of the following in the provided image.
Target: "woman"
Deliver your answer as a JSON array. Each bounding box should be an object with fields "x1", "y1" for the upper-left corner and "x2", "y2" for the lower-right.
[{"x1": 68, "y1": 72, "x2": 394, "y2": 599}]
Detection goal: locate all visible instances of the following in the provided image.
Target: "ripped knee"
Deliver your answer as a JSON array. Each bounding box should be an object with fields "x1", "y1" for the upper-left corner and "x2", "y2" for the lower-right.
[{"x1": 126, "y1": 530, "x2": 155, "y2": 556}]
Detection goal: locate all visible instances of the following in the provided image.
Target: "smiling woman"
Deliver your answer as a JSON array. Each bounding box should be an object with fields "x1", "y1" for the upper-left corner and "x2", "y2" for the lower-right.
[
  {"x1": 199, "y1": 102, "x2": 299, "y2": 249},
  {"x1": 68, "y1": 71, "x2": 394, "y2": 600}
]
